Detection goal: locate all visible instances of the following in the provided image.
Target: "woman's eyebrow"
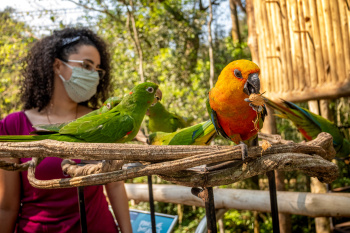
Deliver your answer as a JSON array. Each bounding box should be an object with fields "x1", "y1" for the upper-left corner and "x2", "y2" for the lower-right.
[
  {"x1": 84, "y1": 58, "x2": 95, "y2": 64},
  {"x1": 83, "y1": 58, "x2": 100, "y2": 67}
]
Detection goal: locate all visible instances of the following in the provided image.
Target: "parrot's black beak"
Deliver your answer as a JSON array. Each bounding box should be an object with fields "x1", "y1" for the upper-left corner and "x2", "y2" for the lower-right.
[
  {"x1": 243, "y1": 73, "x2": 260, "y2": 95},
  {"x1": 152, "y1": 88, "x2": 162, "y2": 106}
]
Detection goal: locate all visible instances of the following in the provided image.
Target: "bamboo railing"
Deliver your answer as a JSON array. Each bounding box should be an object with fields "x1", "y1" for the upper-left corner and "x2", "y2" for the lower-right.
[{"x1": 254, "y1": 0, "x2": 350, "y2": 102}]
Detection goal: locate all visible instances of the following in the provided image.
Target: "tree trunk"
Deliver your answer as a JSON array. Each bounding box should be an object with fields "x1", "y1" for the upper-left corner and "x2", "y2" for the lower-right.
[
  {"x1": 245, "y1": 0, "x2": 259, "y2": 64},
  {"x1": 229, "y1": 0, "x2": 241, "y2": 43},
  {"x1": 208, "y1": 0, "x2": 215, "y2": 89},
  {"x1": 308, "y1": 100, "x2": 331, "y2": 233},
  {"x1": 261, "y1": 106, "x2": 292, "y2": 233}
]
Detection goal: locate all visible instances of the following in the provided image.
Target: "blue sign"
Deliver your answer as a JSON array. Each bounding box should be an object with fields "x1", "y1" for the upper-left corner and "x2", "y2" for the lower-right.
[{"x1": 129, "y1": 209, "x2": 178, "y2": 233}]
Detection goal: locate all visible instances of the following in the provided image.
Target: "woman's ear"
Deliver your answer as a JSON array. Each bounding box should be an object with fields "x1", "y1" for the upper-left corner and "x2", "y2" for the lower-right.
[{"x1": 53, "y1": 58, "x2": 62, "y2": 74}]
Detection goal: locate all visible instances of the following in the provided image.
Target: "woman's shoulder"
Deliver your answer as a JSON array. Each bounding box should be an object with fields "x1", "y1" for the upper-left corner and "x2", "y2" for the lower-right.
[{"x1": 0, "y1": 111, "x2": 33, "y2": 135}]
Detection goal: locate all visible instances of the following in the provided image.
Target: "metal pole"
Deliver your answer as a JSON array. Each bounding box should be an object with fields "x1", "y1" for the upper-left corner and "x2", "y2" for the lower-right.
[
  {"x1": 266, "y1": 171, "x2": 280, "y2": 232},
  {"x1": 192, "y1": 187, "x2": 217, "y2": 233},
  {"x1": 77, "y1": 186, "x2": 88, "y2": 233},
  {"x1": 148, "y1": 175, "x2": 156, "y2": 233},
  {"x1": 252, "y1": 136, "x2": 280, "y2": 233}
]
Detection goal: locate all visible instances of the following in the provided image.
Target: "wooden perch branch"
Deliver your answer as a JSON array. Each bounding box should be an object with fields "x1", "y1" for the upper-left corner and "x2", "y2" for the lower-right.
[{"x1": 0, "y1": 132, "x2": 338, "y2": 189}]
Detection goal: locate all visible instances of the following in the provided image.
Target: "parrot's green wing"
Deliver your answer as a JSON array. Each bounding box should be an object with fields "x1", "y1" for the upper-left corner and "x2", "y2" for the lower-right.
[
  {"x1": 34, "y1": 96, "x2": 123, "y2": 133},
  {"x1": 58, "y1": 110, "x2": 135, "y2": 143},
  {"x1": 206, "y1": 97, "x2": 230, "y2": 140},
  {"x1": 149, "y1": 120, "x2": 216, "y2": 145}
]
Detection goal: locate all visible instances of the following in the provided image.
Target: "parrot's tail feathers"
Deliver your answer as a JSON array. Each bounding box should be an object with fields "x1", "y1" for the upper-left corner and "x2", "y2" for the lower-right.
[
  {"x1": 0, "y1": 135, "x2": 42, "y2": 142},
  {"x1": 266, "y1": 98, "x2": 301, "y2": 119},
  {"x1": 192, "y1": 120, "x2": 215, "y2": 140}
]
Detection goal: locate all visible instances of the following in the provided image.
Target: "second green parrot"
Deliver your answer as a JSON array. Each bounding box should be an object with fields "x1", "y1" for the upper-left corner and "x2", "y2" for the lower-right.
[{"x1": 147, "y1": 102, "x2": 193, "y2": 133}]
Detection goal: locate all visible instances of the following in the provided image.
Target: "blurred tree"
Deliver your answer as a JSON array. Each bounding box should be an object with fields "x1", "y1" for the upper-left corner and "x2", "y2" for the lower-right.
[{"x1": 0, "y1": 8, "x2": 36, "y2": 118}]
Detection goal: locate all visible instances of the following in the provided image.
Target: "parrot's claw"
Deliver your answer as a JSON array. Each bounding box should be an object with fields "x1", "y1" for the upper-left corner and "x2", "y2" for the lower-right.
[{"x1": 239, "y1": 141, "x2": 248, "y2": 160}]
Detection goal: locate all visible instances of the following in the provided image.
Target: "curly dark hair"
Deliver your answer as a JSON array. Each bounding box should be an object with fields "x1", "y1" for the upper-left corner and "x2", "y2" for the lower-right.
[{"x1": 21, "y1": 27, "x2": 112, "y2": 111}]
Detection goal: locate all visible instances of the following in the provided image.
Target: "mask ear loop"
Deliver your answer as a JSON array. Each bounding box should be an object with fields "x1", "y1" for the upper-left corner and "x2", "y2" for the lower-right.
[{"x1": 58, "y1": 60, "x2": 73, "y2": 82}]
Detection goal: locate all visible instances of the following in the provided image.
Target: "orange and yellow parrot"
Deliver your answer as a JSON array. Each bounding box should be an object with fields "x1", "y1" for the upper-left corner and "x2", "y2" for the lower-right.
[{"x1": 207, "y1": 59, "x2": 267, "y2": 159}]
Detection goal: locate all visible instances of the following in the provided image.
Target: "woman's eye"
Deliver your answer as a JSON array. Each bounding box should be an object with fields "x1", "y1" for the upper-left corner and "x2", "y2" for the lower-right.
[
  {"x1": 82, "y1": 62, "x2": 94, "y2": 71},
  {"x1": 146, "y1": 87, "x2": 154, "y2": 93}
]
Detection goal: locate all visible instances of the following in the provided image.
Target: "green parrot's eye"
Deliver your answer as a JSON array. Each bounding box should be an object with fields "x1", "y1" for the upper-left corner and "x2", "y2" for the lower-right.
[
  {"x1": 234, "y1": 69, "x2": 242, "y2": 79},
  {"x1": 106, "y1": 103, "x2": 111, "y2": 109},
  {"x1": 146, "y1": 87, "x2": 154, "y2": 93}
]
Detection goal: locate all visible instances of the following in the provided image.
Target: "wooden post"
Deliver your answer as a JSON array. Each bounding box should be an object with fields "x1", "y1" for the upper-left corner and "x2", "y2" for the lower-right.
[{"x1": 308, "y1": 100, "x2": 331, "y2": 233}]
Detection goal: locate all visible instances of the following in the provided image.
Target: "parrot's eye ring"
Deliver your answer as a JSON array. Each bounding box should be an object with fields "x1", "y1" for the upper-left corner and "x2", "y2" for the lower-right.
[
  {"x1": 106, "y1": 103, "x2": 111, "y2": 109},
  {"x1": 146, "y1": 87, "x2": 154, "y2": 93},
  {"x1": 234, "y1": 69, "x2": 243, "y2": 79}
]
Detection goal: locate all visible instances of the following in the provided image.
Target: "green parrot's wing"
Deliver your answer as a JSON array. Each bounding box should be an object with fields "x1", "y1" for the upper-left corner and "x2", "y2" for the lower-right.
[
  {"x1": 33, "y1": 96, "x2": 123, "y2": 133},
  {"x1": 206, "y1": 97, "x2": 230, "y2": 140},
  {"x1": 59, "y1": 110, "x2": 135, "y2": 143},
  {"x1": 33, "y1": 122, "x2": 72, "y2": 133},
  {"x1": 149, "y1": 120, "x2": 216, "y2": 146}
]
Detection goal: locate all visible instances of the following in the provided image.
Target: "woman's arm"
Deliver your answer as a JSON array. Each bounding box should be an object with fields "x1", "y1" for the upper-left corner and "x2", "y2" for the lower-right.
[
  {"x1": 105, "y1": 181, "x2": 132, "y2": 233},
  {"x1": 0, "y1": 158, "x2": 21, "y2": 233}
]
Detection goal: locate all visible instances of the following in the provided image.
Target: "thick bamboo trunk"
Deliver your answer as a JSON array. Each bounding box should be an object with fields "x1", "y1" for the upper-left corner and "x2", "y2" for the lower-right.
[
  {"x1": 246, "y1": 0, "x2": 259, "y2": 64},
  {"x1": 125, "y1": 184, "x2": 350, "y2": 217},
  {"x1": 229, "y1": 0, "x2": 241, "y2": 43},
  {"x1": 308, "y1": 100, "x2": 331, "y2": 233}
]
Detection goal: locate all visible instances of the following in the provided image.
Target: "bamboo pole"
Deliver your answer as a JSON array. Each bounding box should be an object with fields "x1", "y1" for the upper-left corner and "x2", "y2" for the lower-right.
[
  {"x1": 297, "y1": 0, "x2": 311, "y2": 89},
  {"x1": 125, "y1": 184, "x2": 350, "y2": 217},
  {"x1": 321, "y1": 0, "x2": 338, "y2": 83},
  {"x1": 303, "y1": 0, "x2": 317, "y2": 89},
  {"x1": 256, "y1": 0, "x2": 270, "y2": 92},
  {"x1": 266, "y1": 1, "x2": 279, "y2": 93},
  {"x1": 287, "y1": 0, "x2": 304, "y2": 91},
  {"x1": 273, "y1": 0, "x2": 289, "y2": 93},
  {"x1": 316, "y1": 0, "x2": 329, "y2": 84},
  {"x1": 337, "y1": 0, "x2": 350, "y2": 80},
  {"x1": 329, "y1": 0, "x2": 346, "y2": 82},
  {"x1": 308, "y1": 0, "x2": 325, "y2": 88},
  {"x1": 259, "y1": 1, "x2": 273, "y2": 92},
  {"x1": 280, "y1": 0, "x2": 293, "y2": 92},
  {"x1": 308, "y1": 100, "x2": 331, "y2": 233}
]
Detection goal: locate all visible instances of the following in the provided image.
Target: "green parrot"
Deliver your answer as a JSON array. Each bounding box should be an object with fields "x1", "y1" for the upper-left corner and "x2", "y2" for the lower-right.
[
  {"x1": 34, "y1": 96, "x2": 123, "y2": 132},
  {"x1": 148, "y1": 120, "x2": 216, "y2": 145},
  {"x1": 0, "y1": 82, "x2": 162, "y2": 143},
  {"x1": 147, "y1": 102, "x2": 194, "y2": 133},
  {"x1": 266, "y1": 98, "x2": 350, "y2": 159}
]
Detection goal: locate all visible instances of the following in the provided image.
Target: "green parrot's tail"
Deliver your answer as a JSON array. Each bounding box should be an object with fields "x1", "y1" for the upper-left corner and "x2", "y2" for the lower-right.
[{"x1": 0, "y1": 135, "x2": 48, "y2": 142}]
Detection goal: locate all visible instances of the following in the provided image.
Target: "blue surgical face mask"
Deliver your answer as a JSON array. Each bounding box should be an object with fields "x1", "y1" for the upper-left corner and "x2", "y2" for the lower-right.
[{"x1": 59, "y1": 61, "x2": 100, "y2": 103}]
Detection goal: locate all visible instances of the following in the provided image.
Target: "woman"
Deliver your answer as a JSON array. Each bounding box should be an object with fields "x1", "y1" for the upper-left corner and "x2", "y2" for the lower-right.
[{"x1": 0, "y1": 28, "x2": 132, "y2": 233}]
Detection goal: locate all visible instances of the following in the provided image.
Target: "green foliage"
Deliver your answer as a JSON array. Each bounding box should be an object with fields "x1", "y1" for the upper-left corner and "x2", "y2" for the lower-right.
[{"x1": 0, "y1": 8, "x2": 36, "y2": 118}]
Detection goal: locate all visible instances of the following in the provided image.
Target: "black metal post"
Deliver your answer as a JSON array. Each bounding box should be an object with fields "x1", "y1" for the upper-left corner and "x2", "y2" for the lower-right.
[
  {"x1": 192, "y1": 187, "x2": 217, "y2": 233},
  {"x1": 204, "y1": 187, "x2": 217, "y2": 233},
  {"x1": 77, "y1": 186, "x2": 88, "y2": 233},
  {"x1": 148, "y1": 175, "x2": 156, "y2": 233},
  {"x1": 253, "y1": 136, "x2": 280, "y2": 233},
  {"x1": 267, "y1": 170, "x2": 280, "y2": 232}
]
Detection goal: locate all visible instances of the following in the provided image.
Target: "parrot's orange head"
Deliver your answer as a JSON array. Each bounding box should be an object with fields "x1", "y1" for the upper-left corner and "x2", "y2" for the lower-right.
[{"x1": 216, "y1": 59, "x2": 261, "y2": 97}]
